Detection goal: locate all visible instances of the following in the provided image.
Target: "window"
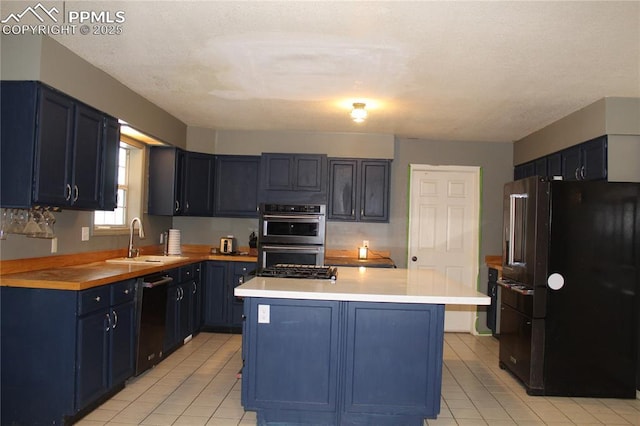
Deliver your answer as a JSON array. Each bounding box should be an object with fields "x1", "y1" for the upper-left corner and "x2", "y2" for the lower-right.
[{"x1": 93, "y1": 138, "x2": 145, "y2": 234}]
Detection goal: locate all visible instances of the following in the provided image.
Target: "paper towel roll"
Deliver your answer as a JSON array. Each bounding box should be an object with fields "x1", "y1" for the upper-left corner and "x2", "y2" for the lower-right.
[{"x1": 167, "y1": 229, "x2": 181, "y2": 255}]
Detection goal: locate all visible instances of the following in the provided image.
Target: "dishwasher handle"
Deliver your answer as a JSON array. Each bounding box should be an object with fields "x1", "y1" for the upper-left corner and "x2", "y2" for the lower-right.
[{"x1": 143, "y1": 275, "x2": 173, "y2": 288}]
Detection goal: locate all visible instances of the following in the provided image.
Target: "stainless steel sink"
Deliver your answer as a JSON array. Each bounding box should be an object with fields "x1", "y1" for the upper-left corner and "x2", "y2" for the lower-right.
[{"x1": 105, "y1": 255, "x2": 189, "y2": 265}]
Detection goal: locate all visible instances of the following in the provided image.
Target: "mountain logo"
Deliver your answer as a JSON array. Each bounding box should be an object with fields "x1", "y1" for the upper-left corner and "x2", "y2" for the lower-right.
[{"x1": 1, "y1": 3, "x2": 59, "y2": 24}]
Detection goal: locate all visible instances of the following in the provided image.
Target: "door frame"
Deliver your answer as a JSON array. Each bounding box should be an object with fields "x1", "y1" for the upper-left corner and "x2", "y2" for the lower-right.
[{"x1": 407, "y1": 164, "x2": 481, "y2": 334}]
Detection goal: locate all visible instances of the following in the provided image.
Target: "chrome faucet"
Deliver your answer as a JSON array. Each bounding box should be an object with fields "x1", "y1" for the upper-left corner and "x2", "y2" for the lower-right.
[{"x1": 127, "y1": 217, "x2": 145, "y2": 258}]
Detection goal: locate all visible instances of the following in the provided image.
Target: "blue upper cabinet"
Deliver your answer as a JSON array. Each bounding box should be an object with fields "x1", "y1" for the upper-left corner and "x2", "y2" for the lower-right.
[
  {"x1": 148, "y1": 147, "x2": 216, "y2": 217},
  {"x1": 0, "y1": 81, "x2": 119, "y2": 210},
  {"x1": 328, "y1": 158, "x2": 391, "y2": 222},
  {"x1": 183, "y1": 152, "x2": 215, "y2": 216},
  {"x1": 259, "y1": 153, "x2": 328, "y2": 204},
  {"x1": 514, "y1": 136, "x2": 607, "y2": 182},
  {"x1": 214, "y1": 155, "x2": 260, "y2": 217}
]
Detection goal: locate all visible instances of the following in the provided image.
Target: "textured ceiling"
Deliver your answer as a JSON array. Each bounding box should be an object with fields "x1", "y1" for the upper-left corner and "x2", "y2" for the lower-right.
[{"x1": 47, "y1": 1, "x2": 640, "y2": 142}]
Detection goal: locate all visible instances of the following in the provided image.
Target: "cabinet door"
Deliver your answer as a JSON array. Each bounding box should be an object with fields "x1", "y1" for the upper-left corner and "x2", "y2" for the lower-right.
[
  {"x1": 110, "y1": 300, "x2": 136, "y2": 385},
  {"x1": 244, "y1": 298, "x2": 340, "y2": 413},
  {"x1": 33, "y1": 86, "x2": 75, "y2": 206},
  {"x1": 562, "y1": 146, "x2": 581, "y2": 181},
  {"x1": 262, "y1": 154, "x2": 293, "y2": 190},
  {"x1": 183, "y1": 152, "x2": 215, "y2": 216},
  {"x1": 148, "y1": 147, "x2": 184, "y2": 215},
  {"x1": 328, "y1": 159, "x2": 357, "y2": 221},
  {"x1": 72, "y1": 104, "x2": 104, "y2": 209},
  {"x1": 533, "y1": 157, "x2": 547, "y2": 177},
  {"x1": 214, "y1": 155, "x2": 260, "y2": 217},
  {"x1": 547, "y1": 152, "x2": 562, "y2": 178},
  {"x1": 342, "y1": 302, "x2": 444, "y2": 419},
  {"x1": 101, "y1": 117, "x2": 120, "y2": 210},
  {"x1": 294, "y1": 155, "x2": 325, "y2": 192},
  {"x1": 359, "y1": 160, "x2": 390, "y2": 222},
  {"x1": 177, "y1": 282, "x2": 192, "y2": 341},
  {"x1": 230, "y1": 262, "x2": 256, "y2": 327},
  {"x1": 1, "y1": 81, "x2": 38, "y2": 208},
  {"x1": 191, "y1": 263, "x2": 203, "y2": 331},
  {"x1": 76, "y1": 310, "x2": 109, "y2": 410},
  {"x1": 514, "y1": 161, "x2": 535, "y2": 180},
  {"x1": 164, "y1": 284, "x2": 180, "y2": 351},
  {"x1": 203, "y1": 262, "x2": 227, "y2": 326},
  {"x1": 581, "y1": 136, "x2": 607, "y2": 180}
]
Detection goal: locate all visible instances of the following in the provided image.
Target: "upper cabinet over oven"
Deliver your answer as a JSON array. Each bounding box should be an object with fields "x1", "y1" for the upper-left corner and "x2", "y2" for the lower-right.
[
  {"x1": 1, "y1": 81, "x2": 120, "y2": 210},
  {"x1": 259, "y1": 153, "x2": 328, "y2": 204}
]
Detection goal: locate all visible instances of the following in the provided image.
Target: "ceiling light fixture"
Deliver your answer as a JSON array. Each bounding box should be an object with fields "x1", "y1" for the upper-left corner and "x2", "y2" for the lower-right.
[{"x1": 351, "y1": 102, "x2": 367, "y2": 123}]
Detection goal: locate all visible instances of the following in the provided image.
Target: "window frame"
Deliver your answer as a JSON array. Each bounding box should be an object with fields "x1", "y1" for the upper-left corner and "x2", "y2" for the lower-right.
[{"x1": 92, "y1": 136, "x2": 147, "y2": 236}]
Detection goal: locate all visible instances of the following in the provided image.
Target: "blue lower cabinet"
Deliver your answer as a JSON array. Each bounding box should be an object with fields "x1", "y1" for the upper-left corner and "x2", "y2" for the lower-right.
[
  {"x1": 1, "y1": 278, "x2": 137, "y2": 425},
  {"x1": 242, "y1": 298, "x2": 445, "y2": 425},
  {"x1": 164, "y1": 263, "x2": 203, "y2": 353},
  {"x1": 203, "y1": 261, "x2": 256, "y2": 331},
  {"x1": 342, "y1": 302, "x2": 444, "y2": 424}
]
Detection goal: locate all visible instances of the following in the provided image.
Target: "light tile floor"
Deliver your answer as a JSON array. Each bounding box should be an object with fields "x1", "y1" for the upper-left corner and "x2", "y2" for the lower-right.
[{"x1": 76, "y1": 332, "x2": 640, "y2": 426}]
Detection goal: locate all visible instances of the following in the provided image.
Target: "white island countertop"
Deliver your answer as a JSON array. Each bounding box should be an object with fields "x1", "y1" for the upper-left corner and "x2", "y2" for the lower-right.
[{"x1": 235, "y1": 267, "x2": 490, "y2": 305}]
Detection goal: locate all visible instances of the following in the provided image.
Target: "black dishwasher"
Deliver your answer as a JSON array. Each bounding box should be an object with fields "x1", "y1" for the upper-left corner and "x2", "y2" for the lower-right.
[{"x1": 135, "y1": 273, "x2": 172, "y2": 375}]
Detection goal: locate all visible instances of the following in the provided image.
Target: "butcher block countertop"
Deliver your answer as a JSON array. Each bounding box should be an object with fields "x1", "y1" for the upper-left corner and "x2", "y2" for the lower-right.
[
  {"x1": 0, "y1": 245, "x2": 257, "y2": 291},
  {"x1": 235, "y1": 267, "x2": 490, "y2": 305},
  {"x1": 485, "y1": 255, "x2": 502, "y2": 273}
]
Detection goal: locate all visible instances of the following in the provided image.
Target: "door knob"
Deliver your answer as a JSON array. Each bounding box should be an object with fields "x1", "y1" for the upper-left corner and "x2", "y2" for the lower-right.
[{"x1": 411, "y1": 256, "x2": 417, "y2": 262}]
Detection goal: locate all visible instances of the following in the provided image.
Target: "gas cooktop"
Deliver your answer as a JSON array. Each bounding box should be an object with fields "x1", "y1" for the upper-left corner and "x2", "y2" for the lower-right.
[{"x1": 257, "y1": 264, "x2": 338, "y2": 280}]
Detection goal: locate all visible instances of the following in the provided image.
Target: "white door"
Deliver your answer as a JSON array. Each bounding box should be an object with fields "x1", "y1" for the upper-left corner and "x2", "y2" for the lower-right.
[{"x1": 408, "y1": 165, "x2": 480, "y2": 333}]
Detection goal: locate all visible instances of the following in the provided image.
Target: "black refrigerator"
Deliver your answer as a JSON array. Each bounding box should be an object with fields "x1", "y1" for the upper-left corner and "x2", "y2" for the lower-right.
[{"x1": 498, "y1": 177, "x2": 639, "y2": 398}]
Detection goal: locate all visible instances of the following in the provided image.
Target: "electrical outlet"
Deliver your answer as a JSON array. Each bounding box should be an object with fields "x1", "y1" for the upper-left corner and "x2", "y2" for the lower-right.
[
  {"x1": 258, "y1": 304, "x2": 270, "y2": 324},
  {"x1": 51, "y1": 237, "x2": 58, "y2": 253},
  {"x1": 81, "y1": 227, "x2": 90, "y2": 241},
  {"x1": 363, "y1": 240, "x2": 369, "y2": 248}
]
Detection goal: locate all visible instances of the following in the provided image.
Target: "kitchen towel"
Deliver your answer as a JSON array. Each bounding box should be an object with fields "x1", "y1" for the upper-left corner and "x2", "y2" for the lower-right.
[{"x1": 167, "y1": 229, "x2": 181, "y2": 255}]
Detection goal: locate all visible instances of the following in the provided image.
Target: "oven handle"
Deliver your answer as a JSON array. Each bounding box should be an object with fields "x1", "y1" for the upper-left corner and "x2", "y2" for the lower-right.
[
  {"x1": 497, "y1": 279, "x2": 534, "y2": 296},
  {"x1": 262, "y1": 214, "x2": 323, "y2": 221},
  {"x1": 260, "y1": 245, "x2": 324, "y2": 251}
]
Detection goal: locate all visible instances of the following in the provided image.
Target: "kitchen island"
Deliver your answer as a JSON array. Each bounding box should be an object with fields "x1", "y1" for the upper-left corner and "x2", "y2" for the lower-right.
[{"x1": 235, "y1": 267, "x2": 490, "y2": 426}]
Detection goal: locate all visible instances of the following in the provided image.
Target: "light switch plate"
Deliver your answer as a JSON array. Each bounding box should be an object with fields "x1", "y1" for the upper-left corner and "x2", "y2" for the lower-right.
[
  {"x1": 258, "y1": 304, "x2": 270, "y2": 324},
  {"x1": 81, "y1": 227, "x2": 90, "y2": 241}
]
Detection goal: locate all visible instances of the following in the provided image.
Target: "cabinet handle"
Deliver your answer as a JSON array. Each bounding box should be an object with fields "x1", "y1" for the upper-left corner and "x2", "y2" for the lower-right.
[
  {"x1": 175, "y1": 200, "x2": 180, "y2": 212},
  {"x1": 94, "y1": 296, "x2": 101, "y2": 302},
  {"x1": 178, "y1": 287, "x2": 184, "y2": 301},
  {"x1": 65, "y1": 184, "x2": 72, "y2": 201},
  {"x1": 112, "y1": 310, "x2": 118, "y2": 329},
  {"x1": 192, "y1": 282, "x2": 197, "y2": 294},
  {"x1": 580, "y1": 165, "x2": 586, "y2": 180},
  {"x1": 186, "y1": 201, "x2": 190, "y2": 210},
  {"x1": 575, "y1": 167, "x2": 580, "y2": 180},
  {"x1": 124, "y1": 289, "x2": 130, "y2": 295},
  {"x1": 72, "y1": 185, "x2": 79, "y2": 202},
  {"x1": 105, "y1": 313, "x2": 111, "y2": 332}
]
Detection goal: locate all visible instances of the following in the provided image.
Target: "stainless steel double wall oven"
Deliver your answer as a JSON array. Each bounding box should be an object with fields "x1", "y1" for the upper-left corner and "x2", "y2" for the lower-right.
[{"x1": 257, "y1": 203, "x2": 326, "y2": 268}]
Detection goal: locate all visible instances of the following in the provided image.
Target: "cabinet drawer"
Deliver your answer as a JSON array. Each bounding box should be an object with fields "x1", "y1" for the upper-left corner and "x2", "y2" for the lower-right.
[
  {"x1": 164, "y1": 267, "x2": 180, "y2": 283},
  {"x1": 233, "y1": 262, "x2": 255, "y2": 276},
  {"x1": 111, "y1": 279, "x2": 136, "y2": 305},
  {"x1": 78, "y1": 286, "x2": 110, "y2": 316},
  {"x1": 180, "y1": 264, "x2": 195, "y2": 282}
]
